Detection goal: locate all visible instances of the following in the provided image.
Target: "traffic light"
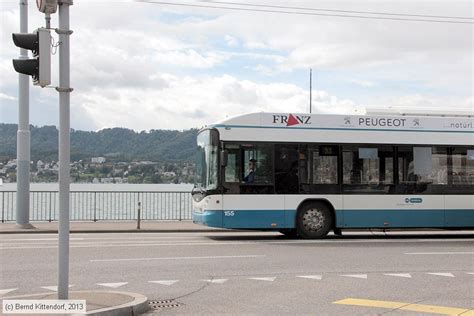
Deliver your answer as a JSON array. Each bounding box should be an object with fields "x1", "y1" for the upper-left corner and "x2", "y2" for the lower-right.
[
  {"x1": 12, "y1": 28, "x2": 51, "y2": 87},
  {"x1": 36, "y1": 0, "x2": 58, "y2": 14}
]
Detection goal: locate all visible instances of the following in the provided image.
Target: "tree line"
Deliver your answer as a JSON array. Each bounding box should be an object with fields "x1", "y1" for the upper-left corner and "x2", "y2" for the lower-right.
[{"x1": 0, "y1": 123, "x2": 198, "y2": 163}]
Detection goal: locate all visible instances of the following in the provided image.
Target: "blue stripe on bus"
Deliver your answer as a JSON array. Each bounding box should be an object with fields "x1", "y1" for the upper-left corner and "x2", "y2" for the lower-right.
[
  {"x1": 445, "y1": 210, "x2": 474, "y2": 227},
  {"x1": 343, "y1": 209, "x2": 474, "y2": 228},
  {"x1": 193, "y1": 209, "x2": 474, "y2": 229},
  {"x1": 210, "y1": 124, "x2": 474, "y2": 134},
  {"x1": 342, "y1": 209, "x2": 445, "y2": 228},
  {"x1": 193, "y1": 210, "x2": 295, "y2": 229}
]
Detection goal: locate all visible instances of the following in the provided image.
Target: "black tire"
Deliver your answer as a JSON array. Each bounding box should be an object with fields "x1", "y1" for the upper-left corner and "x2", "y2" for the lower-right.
[
  {"x1": 296, "y1": 202, "x2": 333, "y2": 239},
  {"x1": 279, "y1": 229, "x2": 298, "y2": 238}
]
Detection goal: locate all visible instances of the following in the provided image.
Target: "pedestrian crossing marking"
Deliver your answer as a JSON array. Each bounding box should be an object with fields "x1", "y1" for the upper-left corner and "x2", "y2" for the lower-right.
[
  {"x1": 202, "y1": 279, "x2": 228, "y2": 284},
  {"x1": 41, "y1": 285, "x2": 74, "y2": 292},
  {"x1": 296, "y1": 275, "x2": 322, "y2": 280},
  {"x1": 427, "y1": 272, "x2": 454, "y2": 277},
  {"x1": 248, "y1": 277, "x2": 276, "y2": 282},
  {"x1": 149, "y1": 280, "x2": 179, "y2": 286},
  {"x1": 383, "y1": 273, "x2": 412, "y2": 278},
  {"x1": 96, "y1": 282, "x2": 128, "y2": 288},
  {"x1": 341, "y1": 274, "x2": 367, "y2": 279},
  {"x1": 0, "y1": 288, "x2": 17, "y2": 296}
]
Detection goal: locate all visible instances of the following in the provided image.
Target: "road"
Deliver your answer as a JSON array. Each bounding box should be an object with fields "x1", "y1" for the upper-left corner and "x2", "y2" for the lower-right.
[{"x1": 1, "y1": 231, "x2": 473, "y2": 315}]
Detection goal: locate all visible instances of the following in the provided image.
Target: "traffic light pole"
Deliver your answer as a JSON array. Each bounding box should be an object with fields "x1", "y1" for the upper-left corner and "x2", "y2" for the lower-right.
[
  {"x1": 16, "y1": 0, "x2": 34, "y2": 229},
  {"x1": 57, "y1": 0, "x2": 73, "y2": 300}
]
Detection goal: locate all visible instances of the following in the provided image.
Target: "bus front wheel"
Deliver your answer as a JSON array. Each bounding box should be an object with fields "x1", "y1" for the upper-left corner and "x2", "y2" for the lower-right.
[{"x1": 296, "y1": 202, "x2": 333, "y2": 239}]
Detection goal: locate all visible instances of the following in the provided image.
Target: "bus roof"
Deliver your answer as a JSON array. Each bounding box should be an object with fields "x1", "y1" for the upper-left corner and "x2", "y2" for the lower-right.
[{"x1": 207, "y1": 112, "x2": 474, "y2": 146}]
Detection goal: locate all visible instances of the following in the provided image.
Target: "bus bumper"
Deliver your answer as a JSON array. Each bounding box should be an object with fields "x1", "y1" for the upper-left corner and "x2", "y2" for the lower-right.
[{"x1": 192, "y1": 210, "x2": 223, "y2": 228}]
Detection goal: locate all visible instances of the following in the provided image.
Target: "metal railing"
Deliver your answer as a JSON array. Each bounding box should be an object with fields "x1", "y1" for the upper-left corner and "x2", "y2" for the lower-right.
[{"x1": 0, "y1": 191, "x2": 193, "y2": 222}]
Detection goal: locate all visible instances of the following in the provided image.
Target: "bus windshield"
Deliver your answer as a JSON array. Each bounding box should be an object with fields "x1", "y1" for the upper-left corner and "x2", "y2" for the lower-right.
[{"x1": 195, "y1": 129, "x2": 219, "y2": 192}]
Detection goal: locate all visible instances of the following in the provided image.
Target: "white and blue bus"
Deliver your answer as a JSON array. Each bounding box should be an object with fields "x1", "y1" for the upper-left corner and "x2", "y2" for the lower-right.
[{"x1": 192, "y1": 112, "x2": 474, "y2": 238}]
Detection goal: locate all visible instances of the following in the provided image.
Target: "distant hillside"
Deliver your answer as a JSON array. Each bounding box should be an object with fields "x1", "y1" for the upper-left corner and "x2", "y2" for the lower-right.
[{"x1": 0, "y1": 124, "x2": 198, "y2": 162}]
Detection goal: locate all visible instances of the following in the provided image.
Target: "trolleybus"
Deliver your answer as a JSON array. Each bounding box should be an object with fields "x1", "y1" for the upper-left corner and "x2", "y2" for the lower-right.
[{"x1": 192, "y1": 112, "x2": 474, "y2": 238}]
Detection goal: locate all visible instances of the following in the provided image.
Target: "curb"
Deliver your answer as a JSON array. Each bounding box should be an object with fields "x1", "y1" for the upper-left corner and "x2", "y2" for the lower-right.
[
  {"x1": 1, "y1": 291, "x2": 149, "y2": 316},
  {"x1": 77, "y1": 291, "x2": 149, "y2": 316},
  {"x1": 0, "y1": 229, "x2": 239, "y2": 234}
]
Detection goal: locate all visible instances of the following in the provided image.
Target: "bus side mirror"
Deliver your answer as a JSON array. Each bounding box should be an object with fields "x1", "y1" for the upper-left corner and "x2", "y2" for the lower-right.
[{"x1": 220, "y1": 150, "x2": 228, "y2": 167}]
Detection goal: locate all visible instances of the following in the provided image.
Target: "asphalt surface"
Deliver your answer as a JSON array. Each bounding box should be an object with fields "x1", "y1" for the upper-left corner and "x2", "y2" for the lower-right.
[{"x1": 1, "y1": 231, "x2": 473, "y2": 315}]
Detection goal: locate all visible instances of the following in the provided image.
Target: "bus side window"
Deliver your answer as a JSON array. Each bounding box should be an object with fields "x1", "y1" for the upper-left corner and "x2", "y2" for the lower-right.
[
  {"x1": 343, "y1": 146, "x2": 394, "y2": 193},
  {"x1": 452, "y1": 148, "x2": 474, "y2": 185}
]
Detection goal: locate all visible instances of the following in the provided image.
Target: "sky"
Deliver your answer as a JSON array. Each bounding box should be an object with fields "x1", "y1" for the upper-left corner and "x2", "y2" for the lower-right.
[{"x1": 0, "y1": 0, "x2": 473, "y2": 131}]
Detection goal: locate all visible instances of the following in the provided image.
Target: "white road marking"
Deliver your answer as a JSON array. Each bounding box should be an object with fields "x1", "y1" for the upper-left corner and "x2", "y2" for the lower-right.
[
  {"x1": 41, "y1": 285, "x2": 74, "y2": 292},
  {"x1": 149, "y1": 280, "x2": 179, "y2": 286},
  {"x1": 383, "y1": 273, "x2": 412, "y2": 278},
  {"x1": 296, "y1": 275, "x2": 322, "y2": 280},
  {"x1": 90, "y1": 255, "x2": 265, "y2": 262},
  {"x1": 202, "y1": 279, "x2": 228, "y2": 284},
  {"x1": 0, "y1": 238, "x2": 85, "y2": 241},
  {"x1": 4, "y1": 270, "x2": 474, "y2": 294},
  {"x1": 341, "y1": 274, "x2": 368, "y2": 279},
  {"x1": 405, "y1": 252, "x2": 474, "y2": 255},
  {"x1": 0, "y1": 288, "x2": 17, "y2": 296},
  {"x1": 96, "y1": 282, "x2": 128, "y2": 288},
  {"x1": 58, "y1": 236, "x2": 201, "y2": 240},
  {"x1": 1, "y1": 238, "x2": 473, "y2": 250},
  {"x1": 0, "y1": 241, "x2": 213, "y2": 248},
  {"x1": 427, "y1": 272, "x2": 455, "y2": 277},
  {"x1": 248, "y1": 277, "x2": 276, "y2": 282}
]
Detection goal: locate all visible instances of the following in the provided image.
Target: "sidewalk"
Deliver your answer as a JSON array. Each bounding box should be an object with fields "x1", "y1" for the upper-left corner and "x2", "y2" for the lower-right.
[{"x1": 0, "y1": 220, "x2": 228, "y2": 234}]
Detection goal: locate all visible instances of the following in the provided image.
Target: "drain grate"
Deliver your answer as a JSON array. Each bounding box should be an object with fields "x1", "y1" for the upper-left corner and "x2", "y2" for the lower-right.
[{"x1": 148, "y1": 299, "x2": 183, "y2": 310}]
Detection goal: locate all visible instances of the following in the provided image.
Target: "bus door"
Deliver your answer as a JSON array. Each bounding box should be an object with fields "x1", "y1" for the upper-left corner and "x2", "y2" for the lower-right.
[
  {"x1": 275, "y1": 144, "x2": 299, "y2": 194},
  {"x1": 342, "y1": 145, "x2": 444, "y2": 228},
  {"x1": 444, "y1": 147, "x2": 474, "y2": 227}
]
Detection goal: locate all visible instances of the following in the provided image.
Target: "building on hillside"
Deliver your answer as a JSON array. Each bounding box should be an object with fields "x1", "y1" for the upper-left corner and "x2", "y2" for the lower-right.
[
  {"x1": 6, "y1": 159, "x2": 17, "y2": 168},
  {"x1": 163, "y1": 171, "x2": 176, "y2": 177},
  {"x1": 37, "y1": 160, "x2": 45, "y2": 170},
  {"x1": 91, "y1": 157, "x2": 106, "y2": 164}
]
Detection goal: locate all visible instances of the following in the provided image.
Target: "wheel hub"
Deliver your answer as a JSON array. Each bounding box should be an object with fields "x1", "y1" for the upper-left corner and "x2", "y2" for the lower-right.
[{"x1": 302, "y1": 208, "x2": 324, "y2": 231}]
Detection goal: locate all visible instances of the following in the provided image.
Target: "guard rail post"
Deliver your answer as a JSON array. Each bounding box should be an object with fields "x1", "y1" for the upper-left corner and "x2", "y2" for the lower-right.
[
  {"x1": 1, "y1": 192, "x2": 4, "y2": 223},
  {"x1": 93, "y1": 192, "x2": 97, "y2": 222},
  {"x1": 49, "y1": 192, "x2": 52, "y2": 222},
  {"x1": 137, "y1": 201, "x2": 141, "y2": 230}
]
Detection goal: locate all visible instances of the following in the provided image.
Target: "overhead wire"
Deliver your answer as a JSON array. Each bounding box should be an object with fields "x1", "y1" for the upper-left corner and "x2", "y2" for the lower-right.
[
  {"x1": 136, "y1": 0, "x2": 474, "y2": 24},
  {"x1": 202, "y1": 1, "x2": 474, "y2": 20}
]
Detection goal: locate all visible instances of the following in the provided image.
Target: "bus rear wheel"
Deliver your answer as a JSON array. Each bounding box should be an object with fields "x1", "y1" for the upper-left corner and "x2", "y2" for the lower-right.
[{"x1": 296, "y1": 202, "x2": 333, "y2": 239}]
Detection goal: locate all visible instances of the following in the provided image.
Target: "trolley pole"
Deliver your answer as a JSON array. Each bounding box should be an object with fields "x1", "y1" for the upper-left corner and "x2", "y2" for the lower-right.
[
  {"x1": 16, "y1": 0, "x2": 34, "y2": 229},
  {"x1": 57, "y1": 0, "x2": 73, "y2": 300}
]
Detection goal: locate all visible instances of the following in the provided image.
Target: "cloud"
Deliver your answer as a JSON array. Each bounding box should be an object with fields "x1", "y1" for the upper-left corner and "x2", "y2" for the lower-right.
[
  {"x1": 365, "y1": 94, "x2": 474, "y2": 113},
  {"x1": 224, "y1": 35, "x2": 239, "y2": 47},
  {"x1": 346, "y1": 79, "x2": 377, "y2": 88},
  {"x1": 0, "y1": 0, "x2": 472, "y2": 131},
  {"x1": 0, "y1": 92, "x2": 16, "y2": 101},
  {"x1": 72, "y1": 73, "x2": 362, "y2": 131}
]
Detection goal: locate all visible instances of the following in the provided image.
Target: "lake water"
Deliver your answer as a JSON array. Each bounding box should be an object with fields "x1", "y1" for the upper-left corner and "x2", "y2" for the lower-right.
[
  {"x1": 1, "y1": 183, "x2": 194, "y2": 192},
  {"x1": 1, "y1": 183, "x2": 194, "y2": 222}
]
